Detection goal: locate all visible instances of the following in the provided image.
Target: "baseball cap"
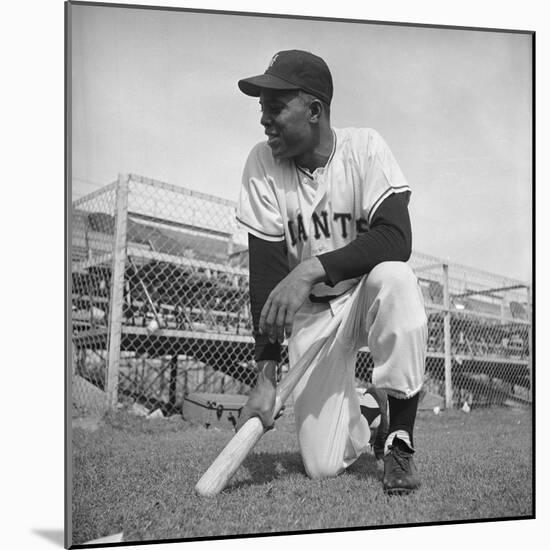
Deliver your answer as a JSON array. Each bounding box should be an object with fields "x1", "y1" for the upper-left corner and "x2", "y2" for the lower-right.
[{"x1": 238, "y1": 50, "x2": 333, "y2": 105}]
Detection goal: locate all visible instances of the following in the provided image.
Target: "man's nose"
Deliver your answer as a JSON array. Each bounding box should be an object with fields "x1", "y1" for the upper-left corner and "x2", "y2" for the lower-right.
[{"x1": 260, "y1": 110, "x2": 271, "y2": 128}]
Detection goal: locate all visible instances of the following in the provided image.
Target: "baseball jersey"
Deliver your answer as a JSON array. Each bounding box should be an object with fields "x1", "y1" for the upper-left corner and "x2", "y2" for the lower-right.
[{"x1": 236, "y1": 127, "x2": 411, "y2": 299}]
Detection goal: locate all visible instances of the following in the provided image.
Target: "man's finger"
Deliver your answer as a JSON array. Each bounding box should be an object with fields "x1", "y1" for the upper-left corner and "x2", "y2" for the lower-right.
[
  {"x1": 259, "y1": 296, "x2": 273, "y2": 334},
  {"x1": 275, "y1": 306, "x2": 287, "y2": 343},
  {"x1": 236, "y1": 406, "x2": 253, "y2": 431},
  {"x1": 237, "y1": 405, "x2": 274, "y2": 432},
  {"x1": 283, "y1": 307, "x2": 296, "y2": 342},
  {"x1": 284, "y1": 321, "x2": 293, "y2": 340},
  {"x1": 265, "y1": 299, "x2": 281, "y2": 343},
  {"x1": 258, "y1": 410, "x2": 275, "y2": 430}
]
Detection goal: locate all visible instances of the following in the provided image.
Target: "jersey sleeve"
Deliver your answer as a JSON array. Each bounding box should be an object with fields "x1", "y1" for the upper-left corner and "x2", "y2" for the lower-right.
[
  {"x1": 361, "y1": 130, "x2": 411, "y2": 224},
  {"x1": 236, "y1": 144, "x2": 285, "y2": 242}
]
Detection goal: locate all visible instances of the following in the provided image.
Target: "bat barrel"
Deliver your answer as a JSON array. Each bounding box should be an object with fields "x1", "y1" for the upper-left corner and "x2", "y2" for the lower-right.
[
  {"x1": 194, "y1": 335, "x2": 330, "y2": 497},
  {"x1": 194, "y1": 417, "x2": 264, "y2": 497}
]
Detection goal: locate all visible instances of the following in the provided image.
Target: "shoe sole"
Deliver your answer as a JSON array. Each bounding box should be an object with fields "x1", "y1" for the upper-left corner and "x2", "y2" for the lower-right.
[
  {"x1": 384, "y1": 486, "x2": 418, "y2": 495},
  {"x1": 383, "y1": 480, "x2": 420, "y2": 495}
]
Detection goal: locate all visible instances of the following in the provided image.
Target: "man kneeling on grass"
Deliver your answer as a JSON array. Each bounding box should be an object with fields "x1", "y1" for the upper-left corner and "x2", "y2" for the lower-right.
[{"x1": 235, "y1": 49, "x2": 428, "y2": 494}]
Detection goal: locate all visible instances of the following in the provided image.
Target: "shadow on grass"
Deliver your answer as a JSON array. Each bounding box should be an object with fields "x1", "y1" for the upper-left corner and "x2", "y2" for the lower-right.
[
  {"x1": 228, "y1": 451, "x2": 306, "y2": 491},
  {"x1": 228, "y1": 449, "x2": 382, "y2": 492},
  {"x1": 346, "y1": 452, "x2": 383, "y2": 481}
]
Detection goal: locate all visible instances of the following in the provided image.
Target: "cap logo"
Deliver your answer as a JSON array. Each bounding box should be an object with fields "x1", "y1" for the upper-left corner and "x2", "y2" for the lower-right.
[{"x1": 238, "y1": 50, "x2": 333, "y2": 105}]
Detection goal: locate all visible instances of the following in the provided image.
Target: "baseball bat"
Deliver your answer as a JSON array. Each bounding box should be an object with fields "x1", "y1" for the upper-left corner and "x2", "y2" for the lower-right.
[{"x1": 194, "y1": 334, "x2": 329, "y2": 497}]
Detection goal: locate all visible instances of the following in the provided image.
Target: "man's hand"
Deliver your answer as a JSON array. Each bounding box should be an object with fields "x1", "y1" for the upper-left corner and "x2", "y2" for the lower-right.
[
  {"x1": 237, "y1": 360, "x2": 278, "y2": 431},
  {"x1": 259, "y1": 257, "x2": 326, "y2": 343}
]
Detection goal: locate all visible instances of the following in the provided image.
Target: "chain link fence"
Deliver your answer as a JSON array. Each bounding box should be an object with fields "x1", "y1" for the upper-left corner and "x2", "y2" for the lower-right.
[
  {"x1": 70, "y1": 175, "x2": 531, "y2": 417},
  {"x1": 410, "y1": 253, "x2": 531, "y2": 409}
]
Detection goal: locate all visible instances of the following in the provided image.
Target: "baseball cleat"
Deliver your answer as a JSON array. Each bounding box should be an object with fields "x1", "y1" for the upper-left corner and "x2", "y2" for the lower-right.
[{"x1": 383, "y1": 437, "x2": 420, "y2": 495}]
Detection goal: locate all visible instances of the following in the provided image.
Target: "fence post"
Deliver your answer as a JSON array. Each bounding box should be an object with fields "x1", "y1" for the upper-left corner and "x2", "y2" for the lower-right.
[
  {"x1": 442, "y1": 263, "x2": 453, "y2": 409},
  {"x1": 106, "y1": 174, "x2": 129, "y2": 409}
]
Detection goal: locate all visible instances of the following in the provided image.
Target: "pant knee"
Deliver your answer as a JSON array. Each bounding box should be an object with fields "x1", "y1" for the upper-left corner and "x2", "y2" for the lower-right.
[
  {"x1": 367, "y1": 261, "x2": 418, "y2": 294},
  {"x1": 303, "y1": 457, "x2": 342, "y2": 480},
  {"x1": 366, "y1": 262, "x2": 428, "y2": 345}
]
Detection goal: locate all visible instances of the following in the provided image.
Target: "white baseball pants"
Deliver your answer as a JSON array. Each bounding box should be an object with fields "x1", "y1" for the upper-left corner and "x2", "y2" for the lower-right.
[{"x1": 288, "y1": 261, "x2": 428, "y2": 479}]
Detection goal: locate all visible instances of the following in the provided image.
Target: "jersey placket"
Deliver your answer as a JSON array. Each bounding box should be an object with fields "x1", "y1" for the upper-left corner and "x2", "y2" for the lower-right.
[
  {"x1": 293, "y1": 168, "x2": 325, "y2": 262},
  {"x1": 307, "y1": 171, "x2": 329, "y2": 258},
  {"x1": 299, "y1": 129, "x2": 337, "y2": 261}
]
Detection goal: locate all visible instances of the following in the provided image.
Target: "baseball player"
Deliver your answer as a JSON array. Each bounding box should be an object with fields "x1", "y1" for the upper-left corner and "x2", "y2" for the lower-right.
[{"x1": 235, "y1": 50, "x2": 428, "y2": 494}]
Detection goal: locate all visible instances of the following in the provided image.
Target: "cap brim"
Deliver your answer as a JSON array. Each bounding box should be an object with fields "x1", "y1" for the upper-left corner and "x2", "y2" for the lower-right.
[{"x1": 238, "y1": 74, "x2": 301, "y2": 97}]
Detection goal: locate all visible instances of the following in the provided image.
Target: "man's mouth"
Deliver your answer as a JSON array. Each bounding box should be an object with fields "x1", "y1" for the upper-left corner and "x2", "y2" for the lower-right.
[{"x1": 267, "y1": 136, "x2": 280, "y2": 149}]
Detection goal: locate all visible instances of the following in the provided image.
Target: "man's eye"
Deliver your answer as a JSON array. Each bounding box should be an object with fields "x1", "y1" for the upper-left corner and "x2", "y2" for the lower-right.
[{"x1": 260, "y1": 105, "x2": 282, "y2": 115}]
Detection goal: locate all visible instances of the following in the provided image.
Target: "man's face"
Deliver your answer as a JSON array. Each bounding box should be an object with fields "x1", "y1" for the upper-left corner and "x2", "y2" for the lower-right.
[{"x1": 259, "y1": 89, "x2": 314, "y2": 160}]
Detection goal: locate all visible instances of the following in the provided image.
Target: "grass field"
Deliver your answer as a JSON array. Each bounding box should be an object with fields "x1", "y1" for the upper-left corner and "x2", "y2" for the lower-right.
[{"x1": 70, "y1": 404, "x2": 533, "y2": 545}]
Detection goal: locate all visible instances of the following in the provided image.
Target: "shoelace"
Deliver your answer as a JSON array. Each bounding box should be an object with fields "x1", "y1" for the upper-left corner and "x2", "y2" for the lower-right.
[{"x1": 386, "y1": 445, "x2": 411, "y2": 473}]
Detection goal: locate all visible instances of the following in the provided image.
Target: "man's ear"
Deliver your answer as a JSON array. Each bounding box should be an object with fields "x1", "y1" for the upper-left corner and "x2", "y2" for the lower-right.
[{"x1": 308, "y1": 99, "x2": 323, "y2": 123}]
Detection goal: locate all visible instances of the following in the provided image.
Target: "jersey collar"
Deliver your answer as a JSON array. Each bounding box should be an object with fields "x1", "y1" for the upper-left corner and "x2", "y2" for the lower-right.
[{"x1": 295, "y1": 129, "x2": 337, "y2": 179}]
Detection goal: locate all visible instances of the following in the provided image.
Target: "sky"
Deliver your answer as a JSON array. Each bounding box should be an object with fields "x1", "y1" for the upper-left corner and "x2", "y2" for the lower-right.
[{"x1": 70, "y1": 3, "x2": 532, "y2": 282}]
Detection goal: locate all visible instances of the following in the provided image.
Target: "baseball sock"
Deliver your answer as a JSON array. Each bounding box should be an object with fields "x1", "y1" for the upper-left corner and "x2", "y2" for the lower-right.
[{"x1": 386, "y1": 393, "x2": 420, "y2": 452}]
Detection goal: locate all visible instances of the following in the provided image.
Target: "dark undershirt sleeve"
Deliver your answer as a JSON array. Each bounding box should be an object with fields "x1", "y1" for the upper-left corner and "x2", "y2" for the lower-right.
[
  {"x1": 248, "y1": 234, "x2": 289, "y2": 362},
  {"x1": 317, "y1": 192, "x2": 412, "y2": 285}
]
